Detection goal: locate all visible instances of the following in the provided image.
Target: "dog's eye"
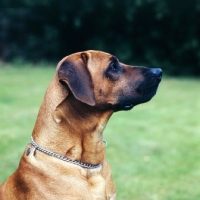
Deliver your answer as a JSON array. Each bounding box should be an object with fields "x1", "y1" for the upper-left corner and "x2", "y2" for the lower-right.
[
  {"x1": 105, "y1": 62, "x2": 123, "y2": 81},
  {"x1": 109, "y1": 63, "x2": 118, "y2": 71}
]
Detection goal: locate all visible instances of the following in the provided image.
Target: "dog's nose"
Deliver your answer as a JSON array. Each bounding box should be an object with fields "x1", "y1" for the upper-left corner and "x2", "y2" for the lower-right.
[{"x1": 150, "y1": 68, "x2": 162, "y2": 79}]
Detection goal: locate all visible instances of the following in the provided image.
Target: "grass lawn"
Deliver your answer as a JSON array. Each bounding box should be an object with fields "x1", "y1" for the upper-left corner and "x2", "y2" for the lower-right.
[{"x1": 0, "y1": 63, "x2": 200, "y2": 199}]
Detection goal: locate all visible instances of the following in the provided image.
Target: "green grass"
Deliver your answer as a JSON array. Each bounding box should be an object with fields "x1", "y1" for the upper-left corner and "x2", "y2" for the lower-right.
[{"x1": 0, "y1": 63, "x2": 200, "y2": 199}]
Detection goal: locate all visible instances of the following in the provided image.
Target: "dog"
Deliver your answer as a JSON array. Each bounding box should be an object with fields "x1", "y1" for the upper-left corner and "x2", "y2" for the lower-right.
[{"x1": 0, "y1": 50, "x2": 162, "y2": 200}]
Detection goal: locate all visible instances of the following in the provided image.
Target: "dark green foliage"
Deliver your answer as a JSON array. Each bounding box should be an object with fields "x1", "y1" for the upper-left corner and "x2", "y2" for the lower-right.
[{"x1": 0, "y1": 0, "x2": 200, "y2": 75}]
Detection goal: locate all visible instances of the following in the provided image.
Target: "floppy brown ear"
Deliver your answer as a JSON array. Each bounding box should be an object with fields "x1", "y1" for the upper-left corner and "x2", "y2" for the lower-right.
[{"x1": 57, "y1": 53, "x2": 95, "y2": 106}]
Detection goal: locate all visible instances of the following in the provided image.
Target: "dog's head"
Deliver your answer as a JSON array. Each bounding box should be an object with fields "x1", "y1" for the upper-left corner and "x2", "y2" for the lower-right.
[{"x1": 57, "y1": 50, "x2": 162, "y2": 112}]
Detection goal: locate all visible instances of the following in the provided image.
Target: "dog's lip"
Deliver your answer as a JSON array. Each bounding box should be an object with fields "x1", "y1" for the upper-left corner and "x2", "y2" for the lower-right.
[{"x1": 123, "y1": 103, "x2": 134, "y2": 110}]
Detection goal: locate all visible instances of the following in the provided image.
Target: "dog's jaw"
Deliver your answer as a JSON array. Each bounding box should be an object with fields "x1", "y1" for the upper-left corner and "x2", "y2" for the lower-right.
[{"x1": 111, "y1": 86, "x2": 160, "y2": 112}]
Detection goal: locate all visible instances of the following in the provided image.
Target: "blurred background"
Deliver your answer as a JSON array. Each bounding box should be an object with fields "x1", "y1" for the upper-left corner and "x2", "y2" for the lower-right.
[{"x1": 0, "y1": 0, "x2": 200, "y2": 76}]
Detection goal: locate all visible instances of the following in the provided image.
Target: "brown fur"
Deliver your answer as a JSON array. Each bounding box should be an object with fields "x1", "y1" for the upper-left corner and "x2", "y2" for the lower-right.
[{"x1": 0, "y1": 50, "x2": 161, "y2": 199}]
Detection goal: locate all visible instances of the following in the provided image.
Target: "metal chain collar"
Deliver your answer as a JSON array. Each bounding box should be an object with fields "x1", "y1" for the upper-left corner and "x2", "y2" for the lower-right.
[{"x1": 26, "y1": 137, "x2": 107, "y2": 169}]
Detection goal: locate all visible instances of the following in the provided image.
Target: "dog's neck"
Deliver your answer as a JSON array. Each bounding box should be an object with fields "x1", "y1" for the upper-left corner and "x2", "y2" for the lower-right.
[{"x1": 32, "y1": 86, "x2": 113, "y2": 165}]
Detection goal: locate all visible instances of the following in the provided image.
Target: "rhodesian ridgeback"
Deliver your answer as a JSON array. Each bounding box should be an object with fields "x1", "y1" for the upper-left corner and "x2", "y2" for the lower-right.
[{"x1": 0, "y1": 50, "x2": 162, "y2": 200}]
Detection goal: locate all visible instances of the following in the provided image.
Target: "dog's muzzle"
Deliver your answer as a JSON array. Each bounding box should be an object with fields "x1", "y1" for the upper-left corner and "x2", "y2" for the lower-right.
[
  {"x1": 137, "y1": 68, "x2": 162, "y2": 96},
  {"x1": 114, "y1": 68, "x2": 162, "y2": 111},
  {"x1": 134, "y1": 67, "x2": 162, "y2": 106}
]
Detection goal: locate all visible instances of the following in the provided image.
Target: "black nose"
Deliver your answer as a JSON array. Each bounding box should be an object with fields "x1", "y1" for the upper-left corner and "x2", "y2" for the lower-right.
[{"x1": 150, "y1": 68, "x2": 162, "y2": 79}]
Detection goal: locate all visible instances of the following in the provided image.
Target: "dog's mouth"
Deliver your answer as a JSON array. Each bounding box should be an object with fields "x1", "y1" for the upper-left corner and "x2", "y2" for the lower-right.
[
  {"x1": 115, "y1": 97, "x2": 152, "y2": 111},
  {"x1": 112, "y1": 100, "x2": 138, "y2": 112},
  {"x1": 123, "y1": 103, "x2": 134, "y2": 110},
  {"x1": 113, "y1": 84, "x2": 160, "y2": 112}
]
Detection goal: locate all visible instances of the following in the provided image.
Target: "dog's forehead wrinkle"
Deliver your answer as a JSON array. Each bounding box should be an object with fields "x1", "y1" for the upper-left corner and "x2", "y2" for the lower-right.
[{"x1": 87, "y1": 52, "x2": 112, "y2": 65}]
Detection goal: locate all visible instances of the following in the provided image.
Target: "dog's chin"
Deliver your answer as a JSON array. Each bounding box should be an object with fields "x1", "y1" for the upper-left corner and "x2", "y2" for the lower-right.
[
  {"x1": 113, "y1": 102, "x2": 136, "y2": 112},
  {"x1": 122, "y1": 103, "x2": 135, "y2": 111},
  {"x1": 113, "y1": 90, "x2": 157, "y2": 112}
]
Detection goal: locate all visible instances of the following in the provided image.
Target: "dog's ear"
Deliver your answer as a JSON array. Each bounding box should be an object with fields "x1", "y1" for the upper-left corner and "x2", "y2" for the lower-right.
[{"x1": 57, "y1": 52, "x2": 95, "y2": 106}]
